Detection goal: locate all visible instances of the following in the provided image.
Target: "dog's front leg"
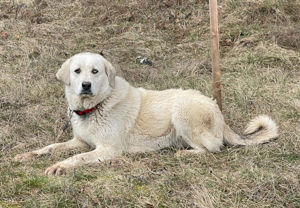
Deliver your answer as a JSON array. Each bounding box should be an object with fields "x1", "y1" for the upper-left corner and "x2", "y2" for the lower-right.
[
  {"x1": 14, "y1": 138, "x2": 89, "y2": 162},
  {"x1": 45, "y1": 148, "x2": 118, "y2": 176}
]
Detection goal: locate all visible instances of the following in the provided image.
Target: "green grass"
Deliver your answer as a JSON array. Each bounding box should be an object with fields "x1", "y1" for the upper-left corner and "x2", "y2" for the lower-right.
[{"x1": 0, "y1": 0, "x2": 299, "y2": 207}]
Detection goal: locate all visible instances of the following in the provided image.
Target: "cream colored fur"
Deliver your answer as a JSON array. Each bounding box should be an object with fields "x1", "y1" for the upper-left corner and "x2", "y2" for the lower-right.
[{"x1": 14, "y1": 52, "x2": 279, "y2": 176}]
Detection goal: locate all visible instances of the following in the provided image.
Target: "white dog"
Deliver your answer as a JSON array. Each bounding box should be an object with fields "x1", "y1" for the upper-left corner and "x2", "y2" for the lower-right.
[{"x1": 15, "y1": 52, "x2": 278, "y2": 176}]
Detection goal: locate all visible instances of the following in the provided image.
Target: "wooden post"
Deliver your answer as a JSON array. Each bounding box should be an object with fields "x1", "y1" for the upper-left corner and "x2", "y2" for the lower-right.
[{"x1": 209, "y1": 0, "x2": 222, "y2": 111}]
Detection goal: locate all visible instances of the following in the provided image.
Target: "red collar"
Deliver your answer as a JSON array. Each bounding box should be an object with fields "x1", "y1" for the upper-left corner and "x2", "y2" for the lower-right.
[
  {"x1": 70, "y1": 99, "x2": 107, "y2": 117},
  {"x1": 74, "y1": 107, "x2": 96, "y2": 116}
]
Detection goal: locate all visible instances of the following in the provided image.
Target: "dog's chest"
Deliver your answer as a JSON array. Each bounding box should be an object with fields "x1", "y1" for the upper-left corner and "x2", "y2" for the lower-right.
[{"x1": 71, "y1": 115, "x2": 114, "y2": 148}]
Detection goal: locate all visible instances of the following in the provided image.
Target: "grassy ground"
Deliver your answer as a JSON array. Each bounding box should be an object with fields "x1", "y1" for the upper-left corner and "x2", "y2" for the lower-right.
[{"x1": 0, "y1": 0, "x2": 299, "y2": 207}]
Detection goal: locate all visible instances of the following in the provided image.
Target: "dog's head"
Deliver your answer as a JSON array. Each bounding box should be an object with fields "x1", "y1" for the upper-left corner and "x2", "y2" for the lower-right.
[{"x1": 56, "y1": 52, "x2": 116, "y2": 101}]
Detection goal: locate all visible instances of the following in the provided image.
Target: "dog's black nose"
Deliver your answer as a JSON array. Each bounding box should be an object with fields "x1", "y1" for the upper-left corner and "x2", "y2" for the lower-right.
[{"x1": 82, "y1": 82, "x2": 91, "y2": 90}]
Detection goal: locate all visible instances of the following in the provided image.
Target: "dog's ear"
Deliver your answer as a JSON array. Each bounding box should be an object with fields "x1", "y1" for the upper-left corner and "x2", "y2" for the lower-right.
[
  {"x1": 104, "y1": 60, "x2": 116, "y2": 88},
  {"x1": 56, "y1": 58, "x2": 71, "y2": 85}
]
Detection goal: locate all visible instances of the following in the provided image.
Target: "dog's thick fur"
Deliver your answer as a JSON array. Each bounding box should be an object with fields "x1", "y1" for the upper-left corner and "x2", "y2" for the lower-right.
[{"x1": 15, "y1": 52, "x2": 279, "y2": 175}]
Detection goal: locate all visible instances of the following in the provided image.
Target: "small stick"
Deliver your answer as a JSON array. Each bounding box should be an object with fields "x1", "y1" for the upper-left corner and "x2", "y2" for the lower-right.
[
  {"x1": 209, "y1": 0, "x2": 222, "y2": 111},
  {"x1": 56, "y1": 121, "x2": 70, "y2": 142}
]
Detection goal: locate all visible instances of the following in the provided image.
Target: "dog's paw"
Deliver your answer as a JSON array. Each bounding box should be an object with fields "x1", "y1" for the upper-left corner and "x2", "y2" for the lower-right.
[
  {"x1": 14, "y1": 152, "x2": 38, "y2": 162},
  {"x1": 45, "y1": 164, "x2": 66, "y2": 176},
  {"x1": 175, "y1": 149, "x2": 206, "y2": 157}
]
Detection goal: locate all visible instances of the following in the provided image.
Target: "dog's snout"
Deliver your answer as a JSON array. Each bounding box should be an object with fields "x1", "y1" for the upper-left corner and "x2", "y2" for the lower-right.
[{"x1": 82, "y1": 81, "x2": 91, "y2": 90}]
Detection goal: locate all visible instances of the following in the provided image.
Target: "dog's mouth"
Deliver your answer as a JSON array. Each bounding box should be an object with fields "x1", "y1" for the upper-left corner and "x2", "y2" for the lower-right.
[{"x1": 80, "y1": 90, "x2": 94, "y2": 97}]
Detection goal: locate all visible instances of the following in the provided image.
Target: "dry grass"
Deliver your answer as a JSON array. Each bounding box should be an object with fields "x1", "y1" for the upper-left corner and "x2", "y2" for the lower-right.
[{"x1": 0, "y1": 0, "x2": 299, "y2": 207}]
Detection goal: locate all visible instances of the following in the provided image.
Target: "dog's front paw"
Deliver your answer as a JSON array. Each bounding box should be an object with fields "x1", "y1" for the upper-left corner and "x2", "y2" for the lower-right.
[
  {"x1": 45, "y1": 163, "x2": 66, "y2": 176},
  {"x1": 14, "y1": 152, "x2": 38, "y2": 162}
]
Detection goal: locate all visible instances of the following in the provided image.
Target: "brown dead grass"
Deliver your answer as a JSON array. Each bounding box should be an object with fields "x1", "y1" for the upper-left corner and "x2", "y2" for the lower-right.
[{"x1": 0, "y1": 0, "x2": 299, "y2": 207}]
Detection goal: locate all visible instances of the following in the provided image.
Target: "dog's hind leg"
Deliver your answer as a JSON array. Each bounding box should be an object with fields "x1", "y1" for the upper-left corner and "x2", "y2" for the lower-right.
[
  {"x1": 175, "y1": 130, "x2": 223, "y2": 154},
  {"x1": 172, "y1": 99, "x2": 224, "y2": 154}
]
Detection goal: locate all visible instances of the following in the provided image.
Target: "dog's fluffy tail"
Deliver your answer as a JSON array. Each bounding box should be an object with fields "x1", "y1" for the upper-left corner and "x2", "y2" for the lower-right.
[{"x1": 224, "y1": 115, "x2": 279, "y2": 146}]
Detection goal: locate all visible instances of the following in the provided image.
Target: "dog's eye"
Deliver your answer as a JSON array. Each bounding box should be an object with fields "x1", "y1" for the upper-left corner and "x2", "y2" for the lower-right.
[
  {"x1": 92, "y1": 69, "x2": 98, "y2": 74},
  {"x1": 74, "y1": 68, "x2": 81, "y2": 74}
]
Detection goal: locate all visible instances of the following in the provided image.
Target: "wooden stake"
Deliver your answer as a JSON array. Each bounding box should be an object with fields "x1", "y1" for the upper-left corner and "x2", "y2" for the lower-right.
[{"x1": 209, "y1": 0, "x2": 222, "y2": 111}]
